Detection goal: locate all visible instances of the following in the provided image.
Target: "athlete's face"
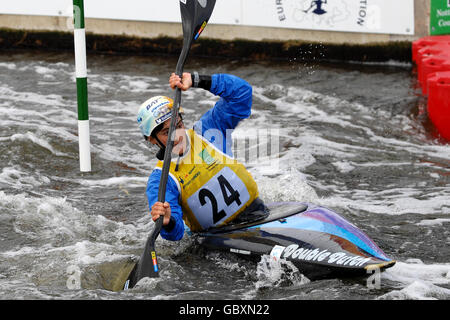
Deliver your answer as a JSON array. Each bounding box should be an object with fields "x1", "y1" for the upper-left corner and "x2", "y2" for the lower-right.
[{"x1": 149, "y1": 116, "x2": 186, "y2": 155}]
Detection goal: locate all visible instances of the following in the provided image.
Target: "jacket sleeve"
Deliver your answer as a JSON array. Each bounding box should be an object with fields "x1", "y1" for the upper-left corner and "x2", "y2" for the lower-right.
[
  {"x1": 146, "y1": 168, "x2": 185, "y2": 241},
  {"x1": 193, "y1": 74, "x2": 253, "y2": 156}
]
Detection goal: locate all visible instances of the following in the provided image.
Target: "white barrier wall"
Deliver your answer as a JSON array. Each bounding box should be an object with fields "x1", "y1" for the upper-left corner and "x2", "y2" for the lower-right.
[{"x1": 0, "y1": 0, "x2": 415, "y2": 35}]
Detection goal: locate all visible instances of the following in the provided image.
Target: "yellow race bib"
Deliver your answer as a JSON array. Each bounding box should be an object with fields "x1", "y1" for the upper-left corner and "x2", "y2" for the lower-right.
[{"x1": 155, "y1": 129, "x2": 258, "y2": 232}]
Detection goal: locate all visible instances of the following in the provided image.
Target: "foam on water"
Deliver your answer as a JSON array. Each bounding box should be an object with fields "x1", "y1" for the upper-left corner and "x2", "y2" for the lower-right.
[
  {"x1": 0, "y1": 85, "x2": 66, "y2": 107},
  {"x1": 255, "y1": 255, "x2": 311, "y2": 290},
  {"x1": 0, "y1": 191, "x2": 141, "y2": 244},
  {"x1": 0, "y1": 62, "x2": 17, "y2": 70},
  {"x1": 0, "y1": 191, "x2": 149, "y2": 292},
  {"x1": 252, "y1": 83, "x2": 450, "y2": 217},
  {"x1": 75, "y1": 176, "x2": 148, "y2": 188},
  {"x1": 0, "y1": 166, "x2": 51, "y2": 190},
  {"x1": 417, "y1": 218, "x2": 450, "y2": 226},
  {"x1": 380, "y1": 260, "x2": 450, "y2": 300},
  {"x1": 255, "y1": 168, "x2": 319, "y2": 203},
  {"x1": 9, "y1": 132, "x2": 68, "y2": 157}
]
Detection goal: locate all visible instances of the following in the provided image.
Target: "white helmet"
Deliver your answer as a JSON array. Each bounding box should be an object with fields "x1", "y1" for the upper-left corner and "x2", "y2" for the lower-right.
[{"x1": 136, "y1": 96, "x2": 183, "y2": 137}]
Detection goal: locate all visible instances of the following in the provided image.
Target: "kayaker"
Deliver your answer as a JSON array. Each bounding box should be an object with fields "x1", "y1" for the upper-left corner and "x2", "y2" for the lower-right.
[{"x1": 137, "y1": 72, "x2": 268, "y2": 241}]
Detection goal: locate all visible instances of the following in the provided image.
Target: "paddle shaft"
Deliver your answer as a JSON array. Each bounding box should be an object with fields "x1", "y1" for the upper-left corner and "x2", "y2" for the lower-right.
[
  {"x1": 154, "y1": 47, "x2": 189, "y2": 237},
  {"x1": 123, "y1": 0, "x2": 216, "y2": 289},
  {"x1": 126, "y1": 63, "x2": 186, "y2": 286}
]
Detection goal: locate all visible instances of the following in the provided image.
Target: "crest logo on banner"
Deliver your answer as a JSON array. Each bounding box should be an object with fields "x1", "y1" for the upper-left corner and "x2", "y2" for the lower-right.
[{"x1": 303, "y1": 0, "x2": 328, "y2": 15}]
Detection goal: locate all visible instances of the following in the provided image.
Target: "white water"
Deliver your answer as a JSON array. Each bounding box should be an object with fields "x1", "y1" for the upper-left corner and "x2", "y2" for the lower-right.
[{"x1": 0, "y1": 53, "x2": 449, "y2": 299}]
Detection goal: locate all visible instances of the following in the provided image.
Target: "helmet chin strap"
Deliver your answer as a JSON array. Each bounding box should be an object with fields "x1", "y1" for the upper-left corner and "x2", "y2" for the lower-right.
[
  {"x1": 154, "y1": 136, "x2": 166, "y2": 150},
  {"x1": 148, "y1": 135, "x2": 166, "y2": 161},
  {"x1": 153, "y1": 130, "x2": 188, "y2": 165},
  {"x1": 154, "y1": 136, "x2": 180, "y2": 171}
]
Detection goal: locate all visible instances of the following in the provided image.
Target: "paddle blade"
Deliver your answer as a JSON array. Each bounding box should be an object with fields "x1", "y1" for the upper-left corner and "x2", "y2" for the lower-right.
[
  {"x1": 123, "y1": 233, "x2": 160, "y2": 290},
  {"x1": 176, "y1": 0, "x2": 216, "y2": 74},
  {"x1": 180, "y1": 0, "x2": 216, "y2": 41}
]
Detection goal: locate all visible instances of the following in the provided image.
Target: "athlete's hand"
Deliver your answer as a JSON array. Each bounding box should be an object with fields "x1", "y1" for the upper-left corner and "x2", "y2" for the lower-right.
[
  {"x1": 169, "y1": 72, "x2": 192, "y2": 91},
  {"x1": 150, "y1": 201, "x2": 171, "y2": 226}
]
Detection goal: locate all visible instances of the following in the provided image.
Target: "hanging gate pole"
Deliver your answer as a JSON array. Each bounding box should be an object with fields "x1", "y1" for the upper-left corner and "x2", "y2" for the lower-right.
[{"x1": 73, "y1": 0, "x2": 91, "y2": 172}]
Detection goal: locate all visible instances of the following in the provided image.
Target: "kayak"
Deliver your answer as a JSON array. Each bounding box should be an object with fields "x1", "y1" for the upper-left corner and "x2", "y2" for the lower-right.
[
  {"x1": 116, "y1": 201, "x2": 395, "y2": 291},
  {"x1": 195, "y1": 202, "x2": 396, "y2": 280}
]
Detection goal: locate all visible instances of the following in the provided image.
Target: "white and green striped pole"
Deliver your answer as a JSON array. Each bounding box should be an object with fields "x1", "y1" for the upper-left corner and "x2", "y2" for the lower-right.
[{"x1": 73, "y1": 0, "x2": 91, "y2": 172}]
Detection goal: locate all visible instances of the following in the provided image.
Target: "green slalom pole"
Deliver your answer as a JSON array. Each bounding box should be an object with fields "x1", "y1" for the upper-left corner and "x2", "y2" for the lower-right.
[{"x1": 73, "y1": 0, "x2": 91, "y2": 172}]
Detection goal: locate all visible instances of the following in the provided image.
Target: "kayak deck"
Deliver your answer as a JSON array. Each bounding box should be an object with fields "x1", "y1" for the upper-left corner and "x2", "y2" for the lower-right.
[{"x1": 204, "y1": 203, "x2": 308, "y2": 234}]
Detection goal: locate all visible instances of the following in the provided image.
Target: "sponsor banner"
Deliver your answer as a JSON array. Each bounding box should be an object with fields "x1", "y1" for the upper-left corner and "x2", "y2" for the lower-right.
[
  {"x1": 245, "y1": 0, "x2": 414, "y2": 35},
  {"x1": 430, "y1": 0, "x2": 450, "y2": 35},
  {"x1": 0, "y1": 0, "x2": 414, "y2": 35}
]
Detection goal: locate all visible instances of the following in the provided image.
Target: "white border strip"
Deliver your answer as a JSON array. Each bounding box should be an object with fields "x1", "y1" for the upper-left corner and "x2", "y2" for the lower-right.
[
  {"x1": 78, "y1": 120, "x2": 91, "y2": 172},
  {"x1": 74, "y1": 28, "x2": 87, "y2": 78}
]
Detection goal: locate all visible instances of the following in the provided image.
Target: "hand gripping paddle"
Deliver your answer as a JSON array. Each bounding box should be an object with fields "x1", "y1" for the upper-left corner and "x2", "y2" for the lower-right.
[{"x1": 123, "y1": 0, "x2": 216, "y2": 290}]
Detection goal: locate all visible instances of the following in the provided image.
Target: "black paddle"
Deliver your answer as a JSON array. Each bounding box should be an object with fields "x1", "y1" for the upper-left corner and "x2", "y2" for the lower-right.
[{"x1": 123, "y1": 0, "x2": 216, "y2": 290}]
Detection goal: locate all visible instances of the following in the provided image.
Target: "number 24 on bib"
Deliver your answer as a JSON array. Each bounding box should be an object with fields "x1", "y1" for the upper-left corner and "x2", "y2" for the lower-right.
[{"x1": 187, "y1": 167, "x2": 250, "y2": 229}]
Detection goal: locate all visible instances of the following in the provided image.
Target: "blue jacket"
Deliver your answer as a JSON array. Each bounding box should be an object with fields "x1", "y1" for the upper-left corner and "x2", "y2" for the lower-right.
[{"x1": 146, "y1": 74, "x2": 253, "y2": 240}]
